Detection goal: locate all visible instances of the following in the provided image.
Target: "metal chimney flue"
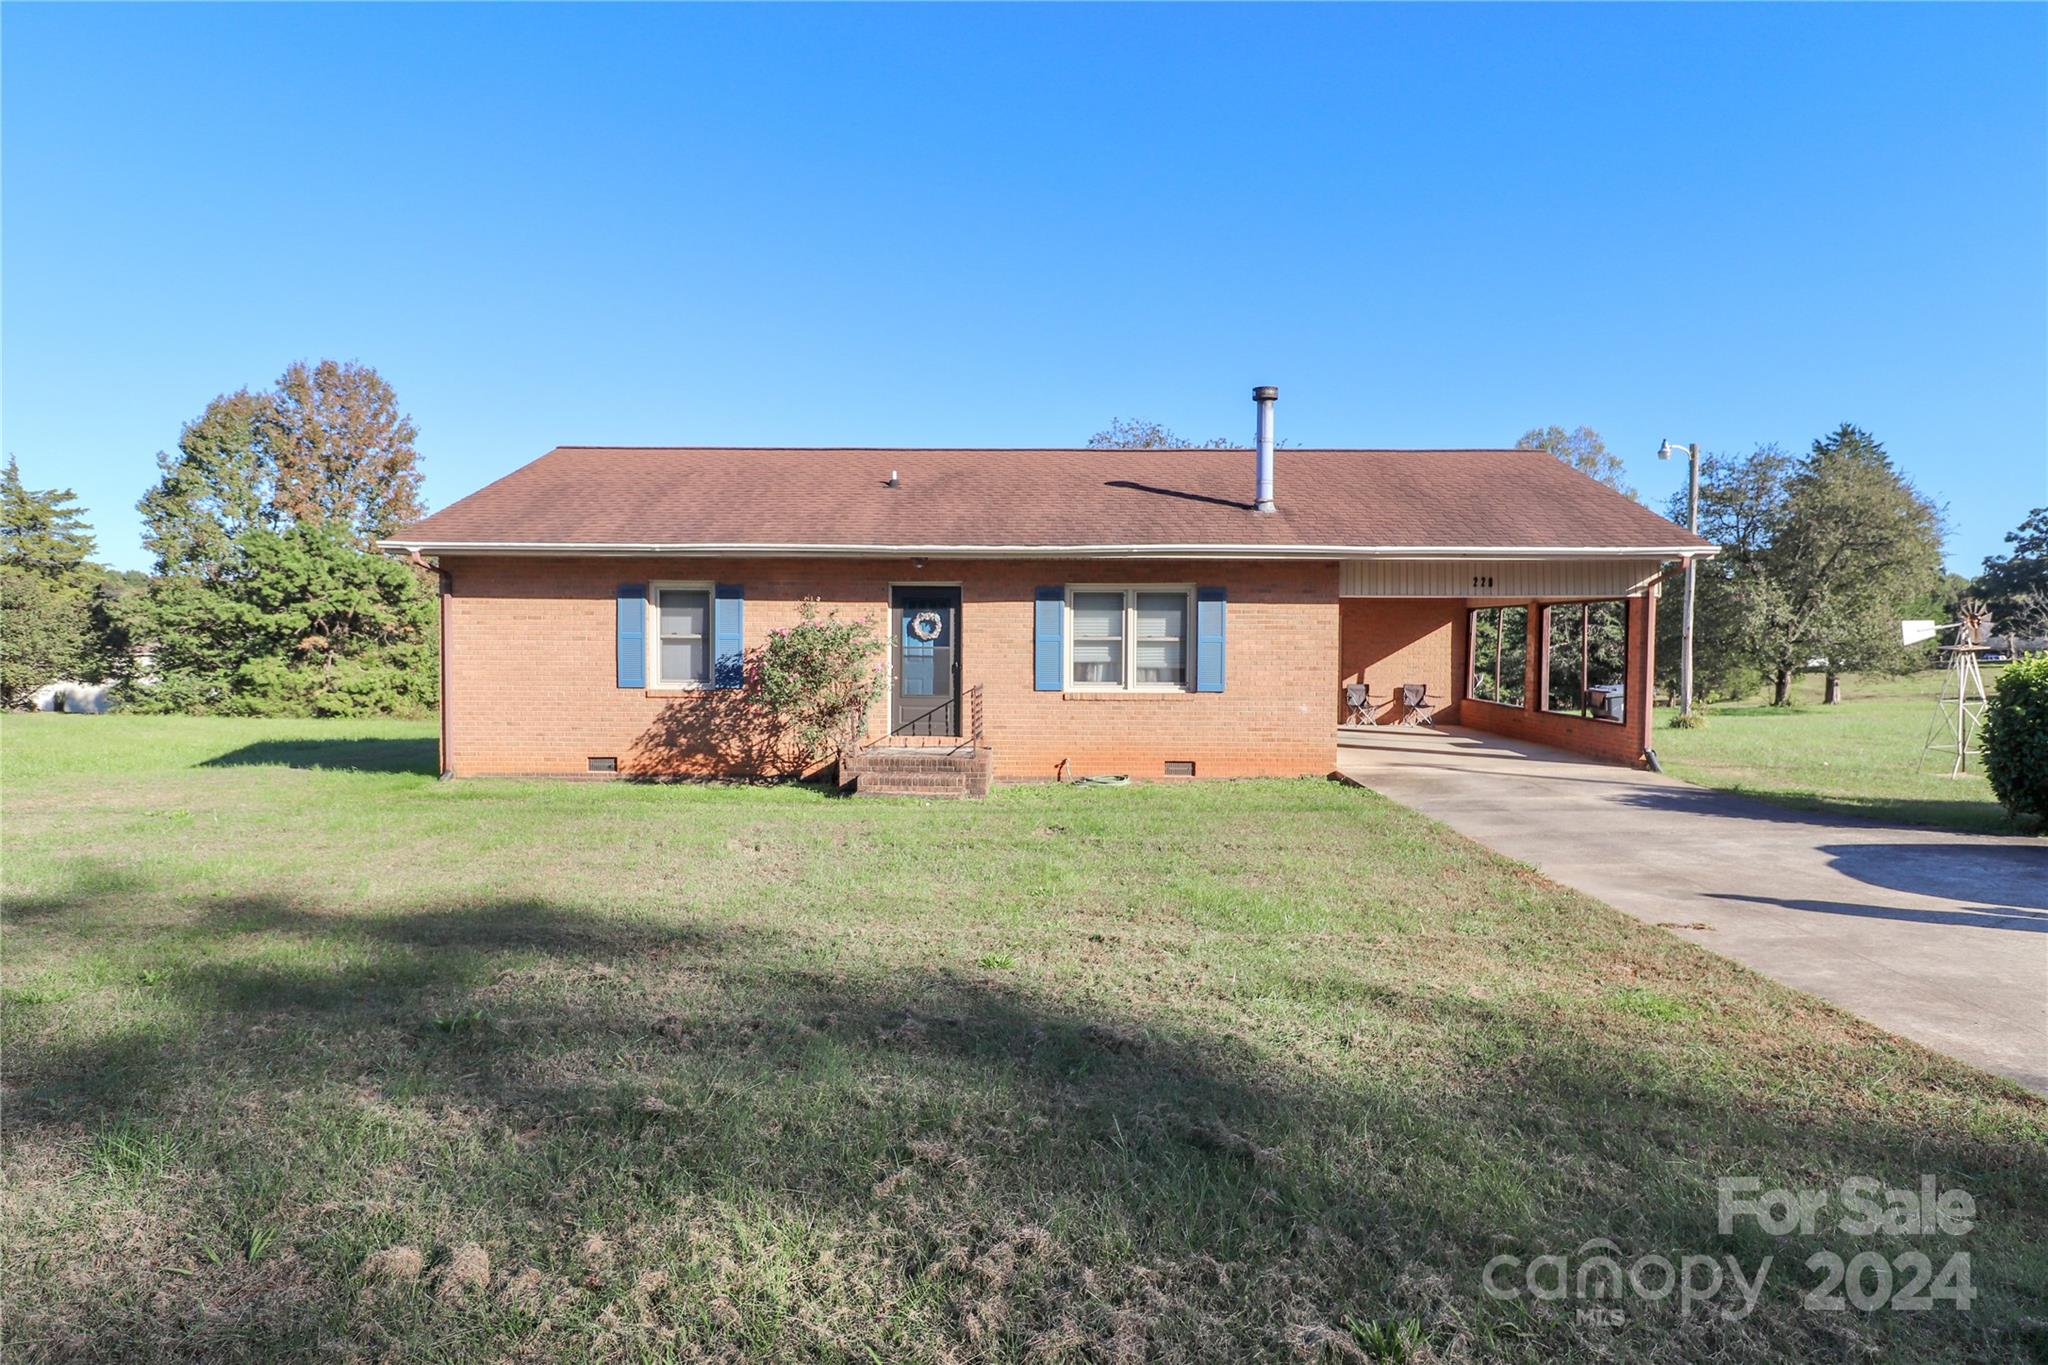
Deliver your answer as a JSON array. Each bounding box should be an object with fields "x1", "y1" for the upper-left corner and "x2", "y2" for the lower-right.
[{"x1": 1252, "y1": 385, "x2": 1278, "y2": 513}]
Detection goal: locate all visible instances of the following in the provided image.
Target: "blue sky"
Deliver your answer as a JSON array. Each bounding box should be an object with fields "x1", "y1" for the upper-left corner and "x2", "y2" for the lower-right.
[{"x1": 5, "y1": 2, "x2": 2043, "y2": 574}]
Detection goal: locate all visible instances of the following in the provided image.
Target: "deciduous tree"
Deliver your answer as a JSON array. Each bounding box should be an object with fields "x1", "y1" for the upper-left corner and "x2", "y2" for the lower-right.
[
  {"x1": 1517, "y1": 425, "x2": 1634, "y2": 499},
  {"x1": 1086, "y1": 419, "x2": 1233, "y2": 450},
  {"x1": 265, "y1": 360, "x2": 424, "y2": 544},
  {"x1": 1668, "y1": 428, "x2": 1943, "y2": 706},
  {"x1": 1656, "y1": 444, "x2": 1793, "y2": 702},
  {"x1": 138, "y1": 389, "x2": 273, "y2": 579},
  {"x1": 132, "y1": 361, "x2": 436, "y2": 716}
]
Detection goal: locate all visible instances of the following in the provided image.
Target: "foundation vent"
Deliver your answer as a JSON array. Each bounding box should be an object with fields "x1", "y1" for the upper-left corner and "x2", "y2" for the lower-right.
[
  {"x1": 588, "y1": 756, "x2": 618, "y2": 773},
  {"x1": 1163, "y1": 760, "x2": 1196, "y2": 777}
]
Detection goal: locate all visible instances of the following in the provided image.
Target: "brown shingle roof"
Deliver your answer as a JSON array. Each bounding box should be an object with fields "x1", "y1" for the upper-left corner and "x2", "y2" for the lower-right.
[{"x1": 385, "y1": 447, "x2": 1713, "y2": 556}]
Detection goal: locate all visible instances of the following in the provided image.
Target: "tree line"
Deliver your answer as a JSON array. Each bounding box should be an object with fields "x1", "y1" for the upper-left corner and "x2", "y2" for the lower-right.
[
  {"x1": 1519, "y1": 421, "x2": 2046, "y2": 706},
  {"x1": 1105, "y1": 417, "x2": 2034, "y2": 710},
  {"x1": 2, "y1": 360, "x2": 438, "y2": 715},
  {"x1": 1655, "y1": 424, "x2": 1948, "y2": 706},
  {"x1": 4, "y1": 392, "x2": 2038, "y2": 716},
  {"x1": 1645, "y1": 427, "x2": 2046, "y2": 707}
]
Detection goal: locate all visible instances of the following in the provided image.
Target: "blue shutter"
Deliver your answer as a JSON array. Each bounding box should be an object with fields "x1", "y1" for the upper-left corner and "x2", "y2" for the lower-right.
[
  {"x1": 616, "y1": 585, "x2": 646, "y2": 689},
  {"x1": 713, "y1": 584, "x2": 745, "y2": 688},
  {"x1": 1034, "y1": 587, "x2": 1064, "y2": 691},
  {"x1": 1195, "y1": 586, "x2": 1227, "y2": 692}
]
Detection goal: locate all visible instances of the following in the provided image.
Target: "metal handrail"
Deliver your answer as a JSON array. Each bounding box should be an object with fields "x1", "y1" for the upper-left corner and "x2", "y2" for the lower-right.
[
  {"x1": 890, "y1": 695, "x2": 955, "y2": 736},
  {"x1": 955, "y1": 683, "x2": 985, "y2": 755},
  {"x1": 868, "y1": 682, "x2": 984, "y2": 755}
]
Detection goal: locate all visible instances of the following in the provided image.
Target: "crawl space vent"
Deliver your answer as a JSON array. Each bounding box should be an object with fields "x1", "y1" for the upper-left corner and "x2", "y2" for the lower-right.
[
  {"x1": 1163, "y1": 760, "x2": 1196, "y2": 777},
  {"x1": 587, "y1": 756, "x2": 618, "y2": 773}
]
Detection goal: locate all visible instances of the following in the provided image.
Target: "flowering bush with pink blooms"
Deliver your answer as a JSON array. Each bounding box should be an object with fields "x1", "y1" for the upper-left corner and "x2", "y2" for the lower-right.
[{"x1": 756, "y1": 599, "x2": 887, "y2": 770}]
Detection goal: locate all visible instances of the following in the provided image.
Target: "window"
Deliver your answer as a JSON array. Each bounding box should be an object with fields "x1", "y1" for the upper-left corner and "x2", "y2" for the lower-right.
[
  {"x1": 652, "y1": 584, "x2": 710, "y2": 687},
  {"x1": 1545, "y1": 600, "x2": 1629, "y2": 723},
  {"x1": 1467, "y1": 605, "x2": 1528, "y2": 707},
  {"x1": 1068, "y1": 587, "x2": 1191, "y2": 690}
]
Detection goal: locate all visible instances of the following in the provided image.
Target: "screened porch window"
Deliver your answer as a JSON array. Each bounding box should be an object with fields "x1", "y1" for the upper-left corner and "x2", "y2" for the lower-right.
[
  {"x1": 1467, "y1": 605, "x2": 1528, "y2": 708},
  {"x1": 1545, "y1": 600, "x2": 1628, "y2": 723}
]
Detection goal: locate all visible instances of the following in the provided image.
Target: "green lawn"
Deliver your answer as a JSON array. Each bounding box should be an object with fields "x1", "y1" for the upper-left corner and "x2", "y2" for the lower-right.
[
  {"x1": 4, "y1": 715, "x2": 2043, "y2": 1363},
  {"x1": 1655, "y1": 670, "x2": 2029, "y2": 835}
]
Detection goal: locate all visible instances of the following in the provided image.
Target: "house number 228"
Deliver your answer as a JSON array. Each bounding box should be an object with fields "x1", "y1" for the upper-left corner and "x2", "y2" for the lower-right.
[{"x1": 1471, "y1": 575, "x2": 1496, "y2": 589}]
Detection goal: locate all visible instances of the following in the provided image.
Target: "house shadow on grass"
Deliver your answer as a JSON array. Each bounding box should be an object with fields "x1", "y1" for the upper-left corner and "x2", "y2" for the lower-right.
[
  {"x1": 199, "y1": 736, "x2": 440, "y2": 775},
  {"x1": 10, "y1": 883, "x2": 2047, "y2": 1363}
]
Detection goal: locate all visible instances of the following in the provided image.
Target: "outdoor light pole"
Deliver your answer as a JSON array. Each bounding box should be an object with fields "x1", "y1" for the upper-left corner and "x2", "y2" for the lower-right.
[{"x1": 1658, "y1": 439, "x2": 1701, "y2": 719}]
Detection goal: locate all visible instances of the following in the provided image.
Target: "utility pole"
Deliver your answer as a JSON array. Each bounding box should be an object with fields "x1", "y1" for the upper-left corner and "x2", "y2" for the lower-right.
[{"x1": 1683, "y1": 442, "x2": 1699, "y2": 719}]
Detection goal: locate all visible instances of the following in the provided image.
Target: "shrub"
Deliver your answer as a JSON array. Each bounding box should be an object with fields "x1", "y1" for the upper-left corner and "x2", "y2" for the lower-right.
[
  {"x1": 756, "y1": 600, "x2": 886, "y2": 771},
  {"x1": 1981, "y1": 652, "x2": 2048, "y2": 824},
  {"x1": 1668, "y1": 710, "x2": 1708, "y2": 730}
]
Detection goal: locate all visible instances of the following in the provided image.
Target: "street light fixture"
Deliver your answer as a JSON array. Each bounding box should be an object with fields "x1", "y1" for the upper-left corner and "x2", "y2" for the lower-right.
[{"x1": 1657, "y1": 439, "x2": 1701, "y2": 719}]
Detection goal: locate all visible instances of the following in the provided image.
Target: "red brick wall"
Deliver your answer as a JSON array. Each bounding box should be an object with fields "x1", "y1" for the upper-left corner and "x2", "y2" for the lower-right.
[
  {"x1": 1455, "y1": 591, "x2": 1658, "y2": 765},
  {"x1": 1337, "y1": 599, "x2": 1464, "y2": 725},
  {"x1": 439, "y1": 556, "x2": 1337, "y2": 781}
]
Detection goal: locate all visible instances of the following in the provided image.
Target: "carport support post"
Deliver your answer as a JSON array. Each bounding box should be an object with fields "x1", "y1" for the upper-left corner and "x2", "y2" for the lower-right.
[{"x1": 1680, "y1": 443, "x2": 1699, "y2": 719}]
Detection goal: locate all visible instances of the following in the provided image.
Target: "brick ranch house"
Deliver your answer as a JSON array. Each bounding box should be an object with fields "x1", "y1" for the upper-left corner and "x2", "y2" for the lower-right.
[{"x1": 382, "y1": 391, "x2": 1716, "y2": 794}]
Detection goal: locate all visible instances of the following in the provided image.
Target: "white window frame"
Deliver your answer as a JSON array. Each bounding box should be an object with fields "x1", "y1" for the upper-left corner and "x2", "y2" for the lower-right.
[
  {"x1": 648, "y1": 580, "x2": 715, "y2": 689},
  {"x1": 1064, "y1": 584, "x2": 1194, "y2": 693}
]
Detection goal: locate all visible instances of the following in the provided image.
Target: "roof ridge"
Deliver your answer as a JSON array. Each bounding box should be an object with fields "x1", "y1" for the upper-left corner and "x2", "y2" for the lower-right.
[
  {"x1": 392, "y1": 445, "x2": 1712, "y2": 556},
  {"x1": 538, "y1": 445, "x2": 1539, "y2": 455}
]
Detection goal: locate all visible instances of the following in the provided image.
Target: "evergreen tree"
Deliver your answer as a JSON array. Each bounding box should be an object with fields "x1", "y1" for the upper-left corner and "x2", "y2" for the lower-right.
[
  {"x1": 0, "y1": 567, "x2": 90, "y2": 707},
  {"x1": 1766, "y1": 425, "x2": 1944, "y2": 703},
  {"x1": 2, "y1": 457, "x2": 98, "y2": 579},
  {"x1": 1974, "y1": 507, "x2": 2048, "y2": 636},
  {"x1": 0, "y1": 458, "x2": 108, "y2": 705},
  {"x1": 137, "y1": 522, "x2": 437, "y2": 717}
]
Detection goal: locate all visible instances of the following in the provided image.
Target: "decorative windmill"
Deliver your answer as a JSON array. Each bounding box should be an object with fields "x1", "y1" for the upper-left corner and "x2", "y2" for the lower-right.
[{"x1": 1904, "y1": 601, "x2": 1993, "y2": 777}]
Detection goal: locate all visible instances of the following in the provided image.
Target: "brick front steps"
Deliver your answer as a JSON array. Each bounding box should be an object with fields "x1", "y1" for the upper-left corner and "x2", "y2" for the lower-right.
[{"x1": 841, "y1": 745, "x2": 994, "y2": 799}]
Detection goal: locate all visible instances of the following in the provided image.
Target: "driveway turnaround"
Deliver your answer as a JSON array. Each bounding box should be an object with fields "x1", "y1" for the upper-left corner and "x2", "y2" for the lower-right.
[{"x1": 1335, "y1": 726, "x2": 2048, "y2": 1094}]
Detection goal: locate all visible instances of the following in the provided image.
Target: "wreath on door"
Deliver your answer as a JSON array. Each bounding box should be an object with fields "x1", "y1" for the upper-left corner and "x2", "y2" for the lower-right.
[{"x1": 908, "y1": 610, "x2": 944, "y2": 642}]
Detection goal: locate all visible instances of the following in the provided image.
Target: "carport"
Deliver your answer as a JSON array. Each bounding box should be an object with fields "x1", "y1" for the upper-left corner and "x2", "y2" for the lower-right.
[{"x1": 1336, "y1": 556, "x2": 1667, "y2": 766}]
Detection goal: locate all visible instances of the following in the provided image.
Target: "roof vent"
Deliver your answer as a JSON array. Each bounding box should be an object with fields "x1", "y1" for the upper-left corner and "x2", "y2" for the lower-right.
[{"x1": 884, "y1": 469, "x2": 901, "y2": 488}]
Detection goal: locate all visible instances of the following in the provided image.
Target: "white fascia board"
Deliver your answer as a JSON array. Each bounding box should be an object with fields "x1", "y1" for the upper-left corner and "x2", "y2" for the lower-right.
[{"x1": 379, "y1": 540, "x2": 1720, "y2": 560}]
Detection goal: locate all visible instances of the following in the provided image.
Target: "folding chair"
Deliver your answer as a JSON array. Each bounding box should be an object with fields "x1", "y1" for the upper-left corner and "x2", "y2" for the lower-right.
[
  {"x1": 1399, "y1": 682, "x2": 1438, "y2": 727},
  {"x1": 1344, "y1": 682, "x2": 1380, "y2": 726}
]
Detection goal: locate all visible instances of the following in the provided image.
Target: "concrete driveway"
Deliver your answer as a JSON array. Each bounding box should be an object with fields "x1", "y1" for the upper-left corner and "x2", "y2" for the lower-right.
[{"x1": 1335, "y1": 725, "x2": 2048, "y2": 1094}]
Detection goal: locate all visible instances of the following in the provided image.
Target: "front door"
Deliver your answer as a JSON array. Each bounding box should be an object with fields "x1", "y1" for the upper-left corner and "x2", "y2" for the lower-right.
[{"x1": 890, "y1": 586, "x2": 961, "y2": 736}]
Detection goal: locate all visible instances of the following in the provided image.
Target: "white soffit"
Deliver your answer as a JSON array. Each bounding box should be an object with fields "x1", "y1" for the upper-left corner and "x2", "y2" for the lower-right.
[{"x1": 1340, "y1": 558, "x2": 1667, "y2": 599}]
